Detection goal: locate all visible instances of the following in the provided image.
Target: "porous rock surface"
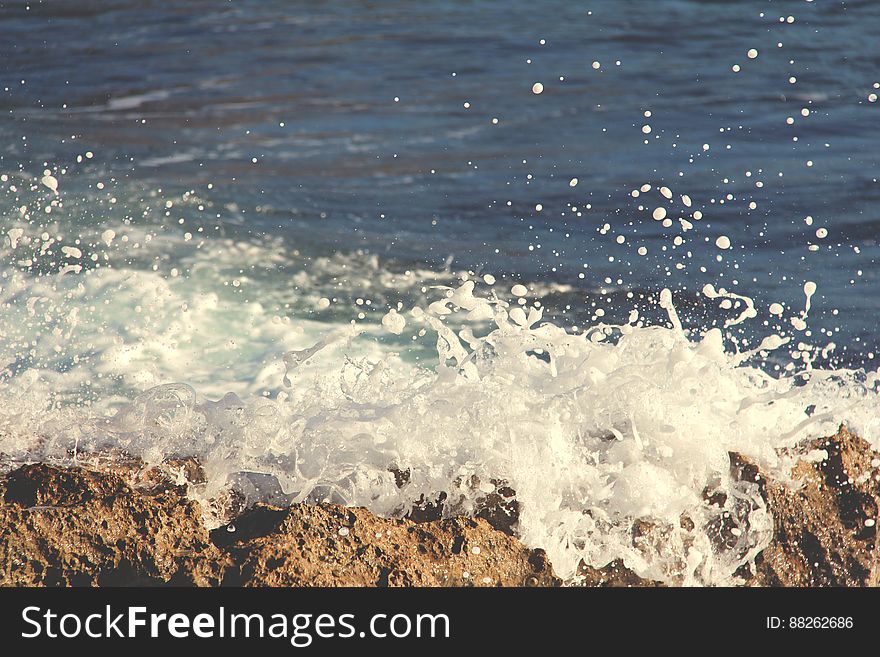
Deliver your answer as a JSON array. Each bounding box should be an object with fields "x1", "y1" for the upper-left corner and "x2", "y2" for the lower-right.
[
  {"x1": 213, "y1": 503, "x2": 558, "y2": 587},
  {"x1": 0, "y1": 464, "x2": 227, "y2": 586},
  {"x1": 738, "y1": 426, "x2": 880, "y2": 586}
]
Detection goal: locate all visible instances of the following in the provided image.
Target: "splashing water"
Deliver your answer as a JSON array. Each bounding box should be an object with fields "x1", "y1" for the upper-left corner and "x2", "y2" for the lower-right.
[{"x1": 3, "y1": 266, "x2": 879, "y2": 585}]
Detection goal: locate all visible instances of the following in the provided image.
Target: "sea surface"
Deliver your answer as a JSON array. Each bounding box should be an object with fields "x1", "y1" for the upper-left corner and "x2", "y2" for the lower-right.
[{"x1": 2, "y1": 0, "x2": 880, "y2": 584}]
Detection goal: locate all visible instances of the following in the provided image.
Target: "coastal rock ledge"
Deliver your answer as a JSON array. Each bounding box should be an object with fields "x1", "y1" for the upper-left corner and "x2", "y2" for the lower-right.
[{"x1": 1, "y1": 426, "x2": 878, "y2": 587}]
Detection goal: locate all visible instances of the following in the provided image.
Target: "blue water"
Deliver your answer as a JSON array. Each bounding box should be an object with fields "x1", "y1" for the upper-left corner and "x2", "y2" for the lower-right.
[{"x1": 3, "y1": 0, "x2": 880, "y2": 367}]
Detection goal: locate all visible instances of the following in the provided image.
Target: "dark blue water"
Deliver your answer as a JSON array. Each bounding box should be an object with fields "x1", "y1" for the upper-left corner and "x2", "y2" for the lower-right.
[{"x1": 3, "y1": 0, "x2": 880, "y2": 366}]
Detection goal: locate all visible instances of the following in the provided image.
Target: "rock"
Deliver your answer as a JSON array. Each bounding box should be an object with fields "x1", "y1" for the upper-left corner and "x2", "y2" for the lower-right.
[
  {"x1": 215, "y1": 503, "x2": 559, "y2": 587},
  {"x1": 4, "y1": 425, "x2": 878, "y2": 588},
  {"x1": 4, "y1": 463, "x2": 129, "y2": 507},
  {"x1": 395, "y1": 471, "x2": 520, "y2": 536},
  {"x1": 0, "y1": 464, "x2": 227, "y2": 586},
  {"x1": 738, "y1": 426, "x2": 880, "y2": 586},
  {"x1": 574, "y1": 559, "x2": 663, "y2": 587},
  {"x1": 0, "y1": 463, "x2": 560, "y2": 587}
]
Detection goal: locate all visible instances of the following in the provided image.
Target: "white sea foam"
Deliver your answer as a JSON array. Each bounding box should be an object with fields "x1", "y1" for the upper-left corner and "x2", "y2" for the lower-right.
[{"x1": 2, "y1": 239, "x2": 879, "y2": 585}]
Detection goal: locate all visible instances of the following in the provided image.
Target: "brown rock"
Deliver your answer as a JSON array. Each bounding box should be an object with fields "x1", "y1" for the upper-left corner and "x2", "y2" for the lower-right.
[
  {"x1": 398, "y1": 472, "x2": 520, "y2": 536},
  {"x1": 0, "y1": 464, "x2": 227, "y2": 586},
  {"x1": 738, "y1": 426, "x2": 880, "y2": 586},
  {"x1": 215, "y1": 502, "x2": 560, "y2": 587},
  {"x1": 574, "y1": 559, "x2": 663, "y2": 587},
  {"x1": 7, "y1": 425, "x2": 878, "y2": 588},
  {"x1": 0, "y1": 463, "x2": 559, "y2": 587}
]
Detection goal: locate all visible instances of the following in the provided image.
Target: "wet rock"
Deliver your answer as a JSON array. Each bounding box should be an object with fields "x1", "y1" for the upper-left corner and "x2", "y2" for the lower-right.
[
  {"x1": 0, "y1": 464, "x2": 560, "y2": 587},
  {"x1": 216, "y1": 502, "x2": 560, "y2": 587},
  {"x1": 4, "y1": 463, "x2": 129, "y2": 508},
  {"x1": 0, "y1": 464, "x2": 226, "y2": 586},
  {"x1": 574, "y1": 559, "x2": 664, "y2": 587},
  {"x1": 738, "y1": 426, "x2": 880, "y2": 586},
  {"x1": 402, "y1": 475, "x2": 520, "y2": 536}
]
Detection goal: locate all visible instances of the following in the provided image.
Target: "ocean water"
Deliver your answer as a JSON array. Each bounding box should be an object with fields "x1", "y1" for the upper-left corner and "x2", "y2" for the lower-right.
[{"x1": 2, "y1": 0, "x2": 880, "y2": 584}]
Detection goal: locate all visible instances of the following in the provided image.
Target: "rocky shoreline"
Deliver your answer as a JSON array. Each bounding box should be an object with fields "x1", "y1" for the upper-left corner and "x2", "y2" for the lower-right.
[{"x1": 1, "y1": 426, "x2": 878, "y2": 587}]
